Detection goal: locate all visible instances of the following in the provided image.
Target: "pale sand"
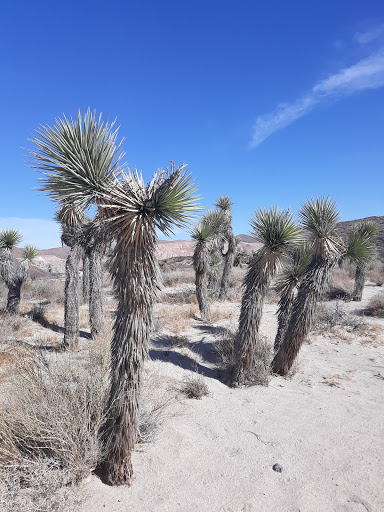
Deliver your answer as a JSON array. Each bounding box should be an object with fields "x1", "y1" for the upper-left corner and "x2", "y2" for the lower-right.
[{"x1": 82, "y1": 286, "x2": 384, "y2": 512}]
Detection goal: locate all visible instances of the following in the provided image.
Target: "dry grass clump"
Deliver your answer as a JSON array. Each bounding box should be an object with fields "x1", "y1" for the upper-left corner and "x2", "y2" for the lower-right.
[
  {"x1": 0, "y1": 345, "x2": 109, "y2": 484},
  {"x1": 162, "y1": 288, "x2": 196, "y2": 305},
  {"x1": 209, "y1": 305, "x2": 234, "y2": 323},
  {"x1": 312, "y1": 301, "x2": 382, "y2": 343},
  {"x1": 0, "y1": 459, "x2": 81, "y2": 512},
  {"x1": 364, "y1": 294, "x2": 384, "y2": 318},
  {"x1": 155, "y1": 303, "x2": 198, "y2": 335},
  {"x1": 162, "y1": 269, "x2": 194, "y2": 288},
  {"x1": 248, "y1": 336, "x2": 272, "y2": 386},
  {"x1": 369, "y1": 268, "x2": 384, "y2": 287},
  {"x1": 181, "y1": 373, "x2": 209, "y2": 399},
  {"x1": 22, "y1": 278, "x2": 65, "y2": 305},
  {"x1": 138, "y1": 368, "x2": 177, "y2": 443},
  {"x1": 0, "y1": 311, "x2": 36, "y2": 343},
  {"x1": 213, "y1": 328, "x2": 236, "y2": 373}
]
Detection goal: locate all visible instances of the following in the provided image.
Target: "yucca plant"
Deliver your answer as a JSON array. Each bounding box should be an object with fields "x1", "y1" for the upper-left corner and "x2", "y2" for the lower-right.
[
  {"x1": 348, "y1": 221, "x2": 378, "y2": 301},
  {"x1": 232, "y1": 207, "x2": 302, "y2": 386},
  {"x1": 207, "y1": 247, "x2": 223, "y2": 296},
  {"x1": 274, "y1": 243, "x2": 312, "y2": 352},
  {"x1": 272, "y1": 197, "x2": 345, "y2": 376},
  {"x1": 0, "y1": 230, "x2": 38, "y2": 314},
  {"x1": 192, "y1": 210, "x2": 224, "y2": 321},
  {"x1": 30, "y1": 109, "x2": 199, "y2": 485},
  {"x1": 214, "y1": 196, "x2": 236, "y2": 300}
]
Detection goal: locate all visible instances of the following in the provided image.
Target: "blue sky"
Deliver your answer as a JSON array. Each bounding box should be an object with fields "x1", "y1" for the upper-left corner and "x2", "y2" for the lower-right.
[{"x1": 1, "y1": 0, "x2": 383, "y2": 248}]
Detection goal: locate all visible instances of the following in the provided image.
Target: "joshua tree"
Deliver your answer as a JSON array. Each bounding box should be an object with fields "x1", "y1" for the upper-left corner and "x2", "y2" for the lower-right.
[
  {"x1": 232, "y1": 207, "x2": 301, "y2": 386},
  {"x1": 272, "y1": 198, "x2": 345, "y2": 376},
  {"x1": 30, "y1": 109, "x2": 199, "y2": 485},
  {"x1": 349, "y1": 221, "x2": 378, "y2": 301},
  {"x1": 56, "y1": 207, "x2": 86, "y2": 350},
  {"x1": 215, "y1": 196, "x2": 236, "y2": 300},
  {"x1": 274, "y1": 244, "x2": 312, "y2": 352},
  {"x1": 83, "y1": 217, "x2": 109, "y2": 337},
  {"x1": 207, "y1": 247, "x2": 223, "y2": 295},
  {"x1": 192, "y1": 210, "x2": 224, "y2": 321},
  {"x1": 0, "y1": 229, "x2": 38, "y2": 314},
  {"x1": 82, "y1": 254, "x2": 90, "y2": 302}
]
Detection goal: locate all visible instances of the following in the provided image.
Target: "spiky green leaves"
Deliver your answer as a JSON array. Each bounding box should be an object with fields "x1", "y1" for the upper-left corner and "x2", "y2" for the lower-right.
[
  {"x1": 299, "y1": 197, "x2": 343, "y2": 259},
  {"x1": 30, "y1": 109, "x2": 125, "y2": 210},
  {"x1": 346, "y1": 221, "x2": 377, "y2": 265},
  {"x1": 0, "y1": 229, "x2": 22, "y2": 250},
  {"x1": 250, "y1": 207, "x2": 302, "y2": 253},
  {"x1": 191, "y1": 210, "x2": 224, "y2": 247},
  {"x1": 275, "y1": 243, "x2": 313, "y2": 294},
  {"x1": 22, "y1": 245, "x2": 39, "y2": 262}
]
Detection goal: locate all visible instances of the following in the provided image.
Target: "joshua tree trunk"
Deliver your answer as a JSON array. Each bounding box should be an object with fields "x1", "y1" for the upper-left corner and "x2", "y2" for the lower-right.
[
  {"x1": 274, "y1": 286, "x2": 296, "y2": 352},
  {"x1": 102, "y1": 237, "x2": 160, "y2": 485},
  {"x1": 82, "y1": 254, "x2": 90, "y2": 302},
  {"x1": 272, "y1": 256, "x2": 338, "y2": 376},
  {"x1": 63, "y1": 244, "x2": 82, "y2": 350},
  {"x1": 352, "y1": 264, "x2": 367, "y2": 302},
  {"x1": 89, "y1": 245, "x2": 104, "y2": 337},
  {"x1": 232, "y1": 253, "x2": 274, "y2": 386},
  {"x1": 219, "y1": 233, "x2": 236, "y2": 300},
  {"x1": 194, "y1": 246, "x2": 210, "y2": 321},
  {"x1": 6, "y1": 281, "x2": 22, "y2": 314}
]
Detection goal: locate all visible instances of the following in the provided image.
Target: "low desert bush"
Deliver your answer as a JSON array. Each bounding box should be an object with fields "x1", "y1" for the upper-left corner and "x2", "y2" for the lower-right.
[
  {"x1": 365, "y1": 294, "x2": 384, "y2": 318},
  {"x1": 23, "y1": 278, "x2": 65, "y2": 305},
  {"x1": 162, "y1": 288, "x2": 196, "y2": 305},
  {"x1": 327, "y1": 267, "x2": 354, "y2": 300},
  {"x1": 181, "y1": 373, "x2": 209, "y2": 399},
  {"x1": 0, "y1": 459, "x2": 81, "y2": 512},
  {"x1": 369, "y1": 269, "x2": 384, "y2": 287},
  {"x1": 0, "y1": 345, "x2": 109, "y2": 483},
  {"x1": 247, "y1": 336, "x2": 272, "y2": 386},
  {"x1": 213, "y1": 328, "x2": 236, "y2": 373},
  {"x1": 156, "y1": 303, "x2": 198, "y2": 335},
  {"x1": 162, "y1": 269, "x2": 194, "y2": 288},
  {"x1": 138, "y1": 368, "x2": 176, "y2": 443}
]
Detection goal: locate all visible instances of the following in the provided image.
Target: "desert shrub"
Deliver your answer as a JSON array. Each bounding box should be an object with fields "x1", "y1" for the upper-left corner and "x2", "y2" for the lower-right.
[
  {"x1": 0, "y1": 459, "x2": 81, "y2": 512},
  {"x1": 181, "y1": 373, "x2": 209, "y2": 399},
  {"x1": 165, "y1": 335, "x2": 189, "y2": 348},
  {"x1": 162, "y1": 288, "x2": 196, "y2": 304},
  {"x1": 313, "y1": 302, "x2": 365, "y2": 332},
  {"x1": 365, "y1": 294, "x2": 384, "y2": 318},
  {"x1": 23, "y1": 278, "x2": 65, "y2": 305},
  {"x1": 209, "y1": 306, "x2": 233, "y2": 323},
  {"x1": 162, "y1": 269, "x2": 194, "y2": 288},
  {"x1": 138, "y1": 368, "x2": 176, "y2": 443},
  {"x1": 369, "y1": 269, "x2": 384, "y2": 286},
  {"x1": 248, "y1": 335, "x2": 272, "y2": 386},
  {"x1": 0, "y1": 346, "x2": 109, "y2": 484},
  {"x1": 213, "y1": 328, "x2": 236, "y2": 373},
  {"x1": 156, "y1": 303, "x2": 198, "y2": 335}
]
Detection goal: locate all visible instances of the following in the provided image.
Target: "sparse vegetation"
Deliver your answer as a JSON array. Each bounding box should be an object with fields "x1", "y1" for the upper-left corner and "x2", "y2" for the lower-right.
[
  {"x1": 181, "y1": 372, "x2": 209, "y2": 399},
  {"x1": 364, "y1": 294, "x2": 384, "y2": 318}
]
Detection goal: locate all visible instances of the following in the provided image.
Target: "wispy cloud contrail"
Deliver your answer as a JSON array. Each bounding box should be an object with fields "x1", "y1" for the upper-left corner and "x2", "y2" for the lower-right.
[{"x1": 250, "y1": 41, "x2": 384, "y2": 148}]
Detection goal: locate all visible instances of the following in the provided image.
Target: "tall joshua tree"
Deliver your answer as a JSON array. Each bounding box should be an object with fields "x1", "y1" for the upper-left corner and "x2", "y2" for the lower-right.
[
  {"x1": 350, "y1": 221, "x2": 378, "y2": 301},
  {"x1": 0, "y1": 229, "x2": 38, "y2": 314},
  {"x1": 232, "y1": 207, "x2": 301, "y2": 386},
  {"x1": 274, "y1": 244, "x2": 312, "y2": 352},
  {"x1": 215, "y1": 196, "x2": 236, "y2": 301},
  {"x1": 192, "y1": 210, "x2": 224, "y2": 321},
  {"x1": 272, "y1": 198, "x2": 345, "y2": 376},
  {"x1": 30, "y1": 109, "x2": 199, "y2": 485}
]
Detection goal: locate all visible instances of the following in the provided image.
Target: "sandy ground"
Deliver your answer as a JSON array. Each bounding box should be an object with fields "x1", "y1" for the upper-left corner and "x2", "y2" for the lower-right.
[{"x1": 81, "y1": 285, "x2": 384, "y2": 512}]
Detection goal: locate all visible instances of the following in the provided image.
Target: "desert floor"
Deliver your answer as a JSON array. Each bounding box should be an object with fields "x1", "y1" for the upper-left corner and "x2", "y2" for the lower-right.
[{"x1": 79, "y1": 283, "x2": 384, "y2": 512}]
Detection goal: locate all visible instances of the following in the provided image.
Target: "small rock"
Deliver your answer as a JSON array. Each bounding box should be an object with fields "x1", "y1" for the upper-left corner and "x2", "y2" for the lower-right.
[{"x1": 272, "y1": 463, "x2": 283, "y2": 473}]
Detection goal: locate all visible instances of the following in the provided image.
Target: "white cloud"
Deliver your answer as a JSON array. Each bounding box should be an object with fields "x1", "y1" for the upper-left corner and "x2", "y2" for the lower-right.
[
  {"x1": 0, "y1": 218, "x2": 61, "y2": 249},
  {"x1": 354, "y1": 24, "x2": 384, "y2": 45},
  {"x1": 250, "y1": 49, "x2": 384, "y2": 148}
]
